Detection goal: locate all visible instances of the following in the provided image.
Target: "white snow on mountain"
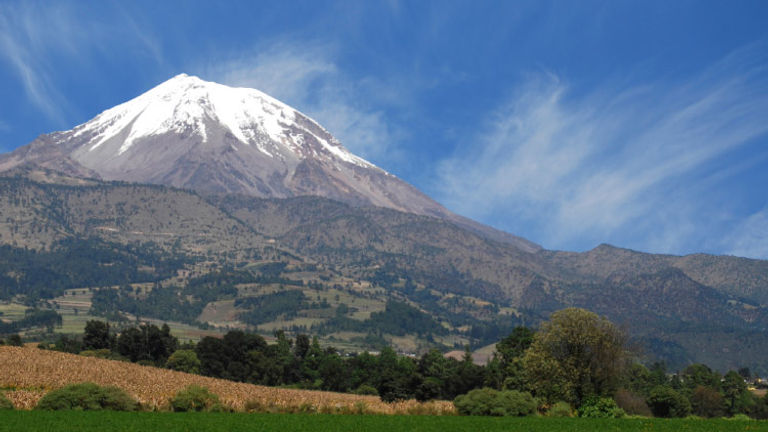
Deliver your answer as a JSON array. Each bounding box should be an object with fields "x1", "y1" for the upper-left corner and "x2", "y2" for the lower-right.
[
  {"x1": 0, "y1": 73, "x2": 541, "y2": 253},
  {"x1": 71, "y1": 74, "x2": 373, "y2": 168}
]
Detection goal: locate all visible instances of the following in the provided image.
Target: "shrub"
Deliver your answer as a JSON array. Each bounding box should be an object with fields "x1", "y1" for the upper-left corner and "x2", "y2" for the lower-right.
[
  {"x1": 0, "y1": 393, "x2": 14, "y2": 410},
  {"x1": 498, "y1": 390, "x2": 537, "y2": 416},
  {"x1": 454, "y1": 388, "x2": 536, "y2": 416},
  {"x1": 353, "y1": 401, "x2": 368, "y2": 415},
  {"x1": 615, "y1": 389, "x2": 652, "y2": 417},
  {"x1": 646, "y1": 386, "x2": 691, "y2": 418},
  {"x1": 170, "y1": 385, "x2": 220, "y2": 412},
  {"x1": 353, "y1": 384, "x2": 379, "y2": 396},
  {"x1": 36, "y1": 382, "x2": 138, "y2": 411},
  {"x1": 547, "y1": 401, "x2": 572, "y2": 417},
  {"x1": 7, "y1": 334, "x2": 22, "y2": 346},
  {"x1": 243, "y1": 399, "x2": 266, "y2": 413},
  {"x1": 454, "y1": 388, "x2": 500, "y2": 416},
  {"x1": 166, "y1": 350, "x2": 201, "y2": 374},
  {"x1": 579, "y1": 397, "x2": 625, "y2": 418}
]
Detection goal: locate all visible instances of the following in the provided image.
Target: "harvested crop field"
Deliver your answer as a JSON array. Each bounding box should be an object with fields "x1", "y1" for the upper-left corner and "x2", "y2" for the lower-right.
[{"x1": 0, "y1": 346, "x2": 454, "y2": 414}]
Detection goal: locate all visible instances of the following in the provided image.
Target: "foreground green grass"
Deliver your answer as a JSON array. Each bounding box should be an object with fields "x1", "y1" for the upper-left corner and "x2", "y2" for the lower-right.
[{"x1": 1, "y1": 412, "x2": 767, "y2": 432}]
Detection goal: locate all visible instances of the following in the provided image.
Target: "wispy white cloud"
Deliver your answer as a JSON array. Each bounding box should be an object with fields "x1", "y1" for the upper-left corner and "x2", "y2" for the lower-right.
[
  {"x1": 0, "y1": 1, "x2": 163, "y2": 126},
  {"x1": 0, "y1": 3, "x2": 72, "y2": 125},
  {"x1": 435, "y1": 45, "x2": 768, "y2": 257},
  {"x1": 200, "y1": 41, "x2": 406, "y2": 165},
  {"x1": 726, "y1": 207, "x2": 768, "y2": 259}
]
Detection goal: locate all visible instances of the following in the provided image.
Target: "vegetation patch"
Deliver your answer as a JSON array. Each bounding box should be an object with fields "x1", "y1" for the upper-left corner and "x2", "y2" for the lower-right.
[
  {"x1": 453, "y1": 388, "x2": 536, "y2": 416},
  {"x1": 0, "y1": 238, "x2": 186, "y2": 302},
  {"x1": 35, "y1": 383, "x2": 138, "y2": 411},
  {"x1": 170, "y1": 385, "x2": 222, "y2": 412},
  {"x1": 236, "y1": 290, "x2": 308, "y2": 325},
  {"x1": 0, "y1": 392, "x2": 13, "y2": 410}
]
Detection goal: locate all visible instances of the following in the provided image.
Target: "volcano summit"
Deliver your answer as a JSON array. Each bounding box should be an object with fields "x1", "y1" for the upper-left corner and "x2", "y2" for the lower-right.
[{"x1": 0, "y1": 74, "x2": 538, "y2": 252}]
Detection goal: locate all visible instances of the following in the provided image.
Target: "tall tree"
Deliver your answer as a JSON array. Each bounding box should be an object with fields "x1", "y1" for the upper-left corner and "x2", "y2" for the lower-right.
[
  {"x1": 82, "y1": 320, "x2": 113, "y2": 351},
  {"x1": 522, "y1": 308, "x2": 630, "y2": 406},
  {"x1": 722, "y1": 370, "x2": 750, "y2": 415},
  {"x1": 495, "y1": 326, "x2": 533, "y2": 390}
]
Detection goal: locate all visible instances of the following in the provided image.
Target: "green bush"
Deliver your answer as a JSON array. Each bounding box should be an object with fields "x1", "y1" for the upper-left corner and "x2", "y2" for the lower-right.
[
  {"x1": 578, "y1": 397, "x2": 625, "y2": 418},
  {"x1": 0, "y1": 393, "x2": 14, "y2": 410},
  {"x1": 647, "y1": 385, "x2": 692, "y2": 418},
  {"x1": 454, "y1": 388, "x2": 536, "y2": 416},
  {"x1": 498, "y1": 390, "x2": 537, "y2": 416},
  {"x1": 36, "y1": 383, "x2": 138, "y2": 411},
  {"x1": 170, "y1": 385, "x2": 221, "y2": 412},
  {"x1": 353, "y1": 384, "x2": 379, "y2": 396},
  {"x1": 166, "y1": 350, "x2": 201, "y2": 374},
  {"x1": 547, "y1": 401, "x2": 572, "y2": 417}
]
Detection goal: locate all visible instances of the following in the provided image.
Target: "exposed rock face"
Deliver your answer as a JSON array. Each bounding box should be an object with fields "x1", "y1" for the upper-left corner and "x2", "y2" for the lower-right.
[{"x1": 0, "y1": 73, "x2": 539, "y2": 252}]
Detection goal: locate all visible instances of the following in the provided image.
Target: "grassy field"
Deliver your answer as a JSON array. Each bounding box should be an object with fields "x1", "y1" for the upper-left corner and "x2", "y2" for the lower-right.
[
  {"x1": 0, "y1": 412, "x2": 766, "y2": 432},
  {"x1": 0, "y1": 302, "x2": 29, "y2": 322}
]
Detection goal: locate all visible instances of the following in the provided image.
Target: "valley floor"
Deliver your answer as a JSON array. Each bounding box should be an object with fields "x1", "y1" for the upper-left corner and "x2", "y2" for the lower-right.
[{"x1": 1, "y1": 412, "x2": 766, "y2": 432}]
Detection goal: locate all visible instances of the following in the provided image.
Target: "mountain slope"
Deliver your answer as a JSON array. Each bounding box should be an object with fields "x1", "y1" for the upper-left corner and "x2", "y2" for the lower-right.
[
  {"x1": 542, "y1": 244, "x2": 768, "y2": 305},
  {"x1": 0, "y1": 167, "x2": 266, "y2": 254},
  {"x1": 0, "y1": 74, "x2": 538, "y2": 253},
  {"x1": 2, "y1": 170, "x2": 768, "y2": 372}
]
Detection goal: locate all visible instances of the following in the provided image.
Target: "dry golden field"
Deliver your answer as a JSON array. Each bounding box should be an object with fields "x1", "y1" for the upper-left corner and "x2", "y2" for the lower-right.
[{"x1": 0, "y1": 346, "x2": 455, "y2": 414}]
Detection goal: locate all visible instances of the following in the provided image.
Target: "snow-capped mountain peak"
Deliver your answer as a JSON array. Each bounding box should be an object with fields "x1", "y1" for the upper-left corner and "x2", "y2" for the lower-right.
[
  {"x1": 0, "y1": 73, "x2": 541, "y2": 253},
  {"x1": 68, "y1": 74, "x2": 372, "y2": 169}
]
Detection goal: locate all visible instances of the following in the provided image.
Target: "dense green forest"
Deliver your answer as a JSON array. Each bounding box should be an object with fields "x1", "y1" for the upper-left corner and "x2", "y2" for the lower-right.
[
  {"x1": 0, "y1": 239, "x2": 189, "y2": 302},
  {"x1": 236, "y1": 290, "x2": 308, "y2": 326},
  {"x1": 313, "y1": 300, "x2": 448, "y2": 337}
]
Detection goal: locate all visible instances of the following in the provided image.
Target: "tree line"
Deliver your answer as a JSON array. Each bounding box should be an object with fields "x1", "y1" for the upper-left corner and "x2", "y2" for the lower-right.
[{"x1": 32, "y1": 307, "x2": 768, "y2": 418}]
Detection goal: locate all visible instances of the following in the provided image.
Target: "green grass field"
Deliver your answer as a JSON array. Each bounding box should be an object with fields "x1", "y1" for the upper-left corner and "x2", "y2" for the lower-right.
[{"x1": 1, "y1": 412, "x2": 766, "y2": 432}]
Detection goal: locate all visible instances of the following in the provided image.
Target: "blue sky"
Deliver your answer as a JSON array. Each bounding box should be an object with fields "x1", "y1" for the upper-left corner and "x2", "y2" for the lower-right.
[{"x1": 1, "y1": 1, "x2": 767, "y2": 258}]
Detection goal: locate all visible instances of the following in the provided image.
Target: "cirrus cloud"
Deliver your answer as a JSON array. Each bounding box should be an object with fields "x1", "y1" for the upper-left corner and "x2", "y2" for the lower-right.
[
  {"x1": 435, "y1": 45, "x2": 768, "y2": 257},
  {"x1": 200, "y1": 41, "x2": 407, "y2": 166}
]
